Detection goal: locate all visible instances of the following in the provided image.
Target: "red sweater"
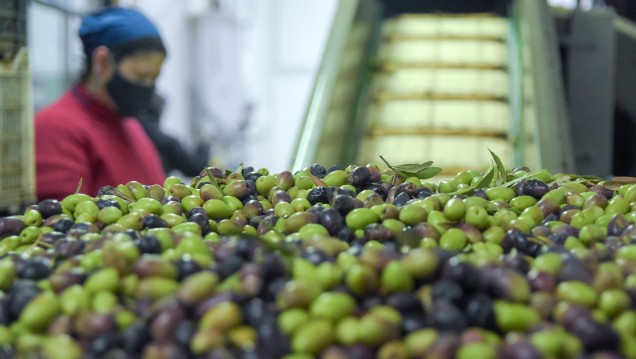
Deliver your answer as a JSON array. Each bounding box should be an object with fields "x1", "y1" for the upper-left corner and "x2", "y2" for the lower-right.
[{"x1": 35, "y1": 85, "x2": 166, "y2": 201}]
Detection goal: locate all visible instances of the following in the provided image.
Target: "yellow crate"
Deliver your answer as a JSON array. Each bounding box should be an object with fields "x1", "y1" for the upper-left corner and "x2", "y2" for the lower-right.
[{"x1": 0, "y1": 47, "x2": 34, "y2": 211}]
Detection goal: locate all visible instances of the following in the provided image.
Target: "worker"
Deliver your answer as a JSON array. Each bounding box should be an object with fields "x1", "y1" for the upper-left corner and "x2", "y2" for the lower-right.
[
  {"x1": 136, "y1": 92, "x2": 211, "y2": 177},
  {"x1": 34, "y1": 6, "x2": 167, "y2": 201}
]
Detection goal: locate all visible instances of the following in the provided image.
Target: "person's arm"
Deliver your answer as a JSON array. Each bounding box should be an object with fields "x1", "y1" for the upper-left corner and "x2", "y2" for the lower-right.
[
  {"x1": 35, "y1": 115, "x2": 92, "y2": 201},
  {"x1": 136, "y1": 114, "x2": 209, "y2": 177},
  {"x1": 164, "y1": 142, "x2": 210, "y2": 177}
]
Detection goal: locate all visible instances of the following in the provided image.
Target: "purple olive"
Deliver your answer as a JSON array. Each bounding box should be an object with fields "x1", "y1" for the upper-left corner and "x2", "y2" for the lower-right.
[
  {"x1": 0, "y1": 217, "x2": 25, "y2": 239},
  {"x1": 520, "y1": 179, "x2": 550, "y2": 199}
]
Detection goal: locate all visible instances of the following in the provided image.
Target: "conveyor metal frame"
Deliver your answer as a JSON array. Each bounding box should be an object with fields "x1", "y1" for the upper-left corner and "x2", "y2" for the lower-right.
[{"x1": 292, "y1": 0, "x2": 575, "y2": 174}]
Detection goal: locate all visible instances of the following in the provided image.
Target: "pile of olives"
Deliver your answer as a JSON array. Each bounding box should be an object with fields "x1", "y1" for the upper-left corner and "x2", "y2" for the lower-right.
[{"x1": 1, "y1": 162, "x2": 636, "y2": 359}]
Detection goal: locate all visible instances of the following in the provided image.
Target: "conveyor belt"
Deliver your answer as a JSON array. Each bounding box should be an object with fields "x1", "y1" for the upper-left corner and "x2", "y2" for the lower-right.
[{"x1": 291, "y1": 0, "x2": 575, "y2": 177}]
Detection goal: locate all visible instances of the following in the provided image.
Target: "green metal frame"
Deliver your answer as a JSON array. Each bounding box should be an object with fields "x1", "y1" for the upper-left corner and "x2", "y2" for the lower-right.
[{"x1": 510, "y1": 0, "x2": 575, "y2": 172}]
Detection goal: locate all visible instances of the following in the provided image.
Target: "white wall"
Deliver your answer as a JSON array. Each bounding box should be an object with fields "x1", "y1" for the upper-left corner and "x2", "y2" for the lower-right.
[
  {"x1": 242, "y1": 0, "x2": 337, "y2": 172},
  {"x1": 28, "y1": 1, "x2": 89, "y2": 108},
  {"x1": 548, "y1": 0, "x2": 594, "y2": 8}
]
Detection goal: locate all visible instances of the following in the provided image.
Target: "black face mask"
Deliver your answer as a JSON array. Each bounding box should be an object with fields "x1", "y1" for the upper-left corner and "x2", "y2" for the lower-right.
[{"x1": 106, "y1": 71, "x2": 154, "y2": 117}]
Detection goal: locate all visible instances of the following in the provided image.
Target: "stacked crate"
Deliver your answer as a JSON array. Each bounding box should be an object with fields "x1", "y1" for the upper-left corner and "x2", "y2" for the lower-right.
[
  {"x1": 0, "y1": 0, "x2": 34, "y2": 211},
  {"x1": 357, "y1": 14, "x2": 513, "y2": 175},
  {"x1": 0, "y1": 0, "x2": 27, "y2": 60}
]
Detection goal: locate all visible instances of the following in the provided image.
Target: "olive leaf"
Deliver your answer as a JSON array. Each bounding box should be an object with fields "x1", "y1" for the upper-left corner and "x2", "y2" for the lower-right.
[
  {"x1": 575, "y1": 175, "x2": 606, "y2": 186},
  {"x1": 488, "y1": 148, "x2": 506, "y2": 186},
  {"x1": 415, "y1": 166, "x2": 443, "y2": 179},
  {"x1": 579, "y1": 175, "x2": 605, "y2": 182},
  {"x1": 449, "y1": 166, "x2": 495, "y2": 195},
  {"x1": 553, "y1": 174, "x2": 574, "y2": 183},
  {"x1": 501, "y1": 169, "x2": 550, "y2": 189},
  {"x1": 74, "y1": 178, "x2": 83, "y2": 194},
  {"x1": 224, "y1": 163, "x2": 245, "y2": 177},
  {"x1": 97, "y1": 185, "x2": 136, "y2": 203},
  {"x1": 25, "y1": 233, "x2": 54, "y2": 258},
  {"x1": 379, "y1": 156, "x2": 441, "y2": 180},
  {"x1": 603, "y1": 176, "x2": 636, "y2": 190},
  {"x1": 390, "y1": 161, "x2": 434, "y2": 174},
  {"x1": 611, "y1": 176, "x2": 636, "y2": 182},
  {"x1": 475, "y1": 166, "x2": 495, "y2": 189},
  {"x1": 311, "y1": 175, "x2": 328, "y2": 187},
  {"x1": 205, "y1": 168, "x2": 219, "y2": 187}
]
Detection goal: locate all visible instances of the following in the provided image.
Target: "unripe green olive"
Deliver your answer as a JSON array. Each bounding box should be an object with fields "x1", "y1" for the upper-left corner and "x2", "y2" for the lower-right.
[
  {"x1": 443, "y1": 197, "x2": 466, "y2": 221},
  {"x1": 345, "y1": 208, "x2": 380, "y2": 231}
]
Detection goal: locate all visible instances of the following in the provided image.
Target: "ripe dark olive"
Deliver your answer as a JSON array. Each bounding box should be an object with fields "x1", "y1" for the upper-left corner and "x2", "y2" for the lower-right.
[
  {"x1": 306, "y1": 187, "x2": 329, "y2": 205},
  {"x1": 36, "y1": 199, "x2": 63, "y2": 218},
  {"x1": 136, "y1": 235, "x2": 162, "y2": 255},
  {"x1": 310, "y1": 163, "x2": 327, "y2": 179},
  {"x1": 0, "y1": 217, "x2": 25, "y2": 239},
  {"x1": 520, "y1": 179, "x2": 550, "y2": 200},
  {"x1": 348, "y1": 166, "x2": 372, "y2": 187}
]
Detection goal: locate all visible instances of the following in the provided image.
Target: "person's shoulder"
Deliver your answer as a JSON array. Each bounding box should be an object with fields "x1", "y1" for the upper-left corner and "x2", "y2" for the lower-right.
[{"x1": 35, "y1": 92, "x2": 85, "y2": 129}]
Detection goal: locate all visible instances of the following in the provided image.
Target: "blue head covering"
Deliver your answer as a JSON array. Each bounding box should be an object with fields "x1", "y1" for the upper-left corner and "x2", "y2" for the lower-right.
[{"x1": 79, "y1": 6, "x2": 165, "y2": 59}]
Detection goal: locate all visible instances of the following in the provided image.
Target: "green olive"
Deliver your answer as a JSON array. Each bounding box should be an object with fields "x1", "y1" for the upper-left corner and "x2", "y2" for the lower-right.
[
  {"x1": 203, "y1": 199, "x2": 233, "y2": 220},
  {"x1": 437, "y1": 180, "x2": 457, "y2": 194},
  {"x1": 19, "y1": 226, "x2": 41, "y2": 245},
  {"x1": 456, "y1": 342, "x2": 497, "y2": 359},
  {"x1": 274, "y1": 202, "x2": 295, "y2": 217},
  {"x1": 336, "y1": 316, "x2": 359, "y2": 345},
  {"x1": 493, "y1": 300, "x2": 540, "y2": 332},
  {"x1": 129, "y1": 197, "x2": 161, "y2": 215},
  {"x1": 510, "y1": 195, "x2": 538, "y2": 212},
  {"x1": 322, "y1": 170, "x2": 347, "y2": 187},
  {"x1": 464, "y1": 205, "x2": 489, "y2": 229},
  {"x1": 135, "y1": 277, "x2": 179, "y2": 300},
  {"x1": 22, "y1": 209, "x2": 42, "y2": 227},
  {"x1": 85, "y1": 267, "x2": 120, "y2": 294},
  {"x1": 294, "y1": 175, "x2": 315, "y2": 190},
  {"x1": 42, "y1": 334, "x2": 82, "y2": 359},
  {"x1": 172, "y1": 222, "x2": 202, "y2": 236},
  {"x1": 223, "y1": 195, "x2": 244, "y2": 212},
  {"x1": 485, "y1": 187, "x2": 516, "y2": 202},
  {"x1": 0, "y1": 260, "x2": 16, "y2": 291},
  {"x1": 97, "y1": 206, "x2": 123, "y2": 225},
  {"x1": 399, "y1": 204, "x2": 428, "y2": 225},
  {"x1": 278, "y1": 309, "x2": 309, "y2": 336},
  {"x1": 443, "y1": 197, "x2": 466, "y2": 221},
  {"x1": 381, "y1": 260, "x2": 414, "y2": 293},
  {"x1": 309, "y1": 292, "x2": 356, "y2": 321},
  {"x1": 382, "y1": 219, "x2": 405, "y2": 235},
  {"x1": 404, "y1": 329, "x2": 438, "y2": 356},
  {"x1": 542, "y1": 188, "x2": 565, "y2": 204},
  {"x1": 556, "y1": 281, "x2": 597, "y2": 307},
  {"x1": 439, "y1": 228, "x2": 467, "y2": 251},
  {"x1": 256, "y1": 175, "x2": 278, "y2": 196},
  {"x1": 345, "y1": 208, "x2": 380, "y2": 231},
  {"x1": 598, "y1": 289, "x2": 630, "y2": 318},
  {"x1": 59, "y1": 285, "x2": 90, "y2": 316},
  {"x1": 292, "y1": 319, "x2": 335, "y2": 355},
  {"x1": 578, "y1": 224, "x2": 605, "y2": 245},
  {"x1": 199, "y1": 301, "x2": 243, "y2": 331},
  {"x1": 532, "y1": 252, "x2": 563, "y2": 275},
  {"x1": 116, "y1": 212, "x2": 143, "y2": 230},
  {"x1": 92, "y1": 291, "x2": 118, "y2": 313},
  {"x1": 19, "y1": 291, "x2": 59, "y2": 332},
  {"x1": 61, "y1": 193, "x2": 93, "y2": 212}
]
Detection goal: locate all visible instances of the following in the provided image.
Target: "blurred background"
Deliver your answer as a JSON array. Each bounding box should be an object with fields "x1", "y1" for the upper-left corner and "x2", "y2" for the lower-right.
[
  {"x1": 28, "y1": 0, "x2": 338, "y2": 173},
  {"x1": 3, "y1": 0, "x2": 636, "y2": 211}
]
